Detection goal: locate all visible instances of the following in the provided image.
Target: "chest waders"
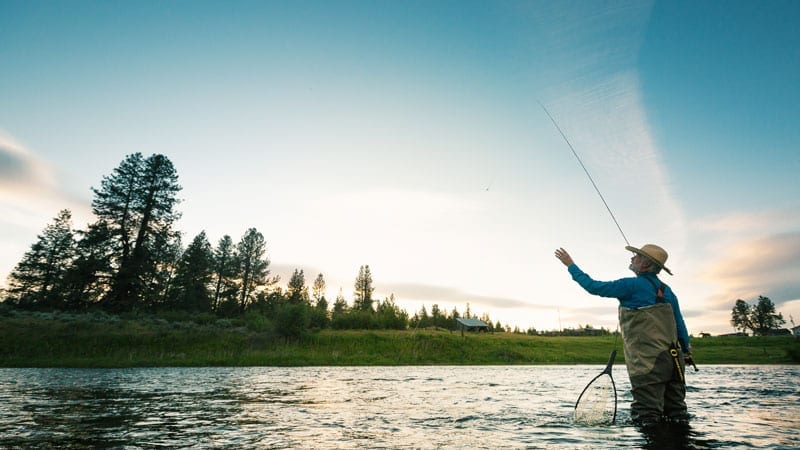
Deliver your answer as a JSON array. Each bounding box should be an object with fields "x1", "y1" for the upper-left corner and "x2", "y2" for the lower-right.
[{"x1": 618, "y1": 279, "x2": 687, "y2": 423}]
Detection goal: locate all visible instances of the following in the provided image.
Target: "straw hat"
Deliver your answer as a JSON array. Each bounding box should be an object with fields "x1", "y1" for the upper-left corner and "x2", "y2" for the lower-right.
[{"x1": 626, "y1": 244, "x2": 673, "y2": 275}]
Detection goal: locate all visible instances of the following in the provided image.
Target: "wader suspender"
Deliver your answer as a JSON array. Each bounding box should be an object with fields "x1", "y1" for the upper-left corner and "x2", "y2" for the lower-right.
[
  {"x1": 644, "y1": 276, "x2": 685, "y2": 382},
  {"x1": 643, "y1": 276, "x2": 665, "y2": 303}
]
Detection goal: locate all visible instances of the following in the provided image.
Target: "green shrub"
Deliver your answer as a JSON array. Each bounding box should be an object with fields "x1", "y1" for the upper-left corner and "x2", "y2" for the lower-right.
[
  {"x1": 787, "y1": 341, "x2": 800, "y2": 362},
  {"x1": 274, "y1": 303, "x2": 310, "y2": 341},
  {"x1": 243, "y1": 311, "x2": 273, "y2": 333}
]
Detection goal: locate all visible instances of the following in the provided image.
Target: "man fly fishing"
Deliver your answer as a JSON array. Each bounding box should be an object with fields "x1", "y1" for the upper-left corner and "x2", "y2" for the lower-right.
[{"x1": 554, "y1": 244, "x2": 693, "y2": 427}]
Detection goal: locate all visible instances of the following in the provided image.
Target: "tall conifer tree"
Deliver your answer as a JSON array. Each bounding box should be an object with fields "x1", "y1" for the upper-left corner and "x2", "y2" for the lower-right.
[
  {"x1": 61, "y1": 220, "x2": 115, "y2": 310},
  {"x1": 353, "y1": 265, "x2": 374, "y2": 312},
  {"x1": 287, "y1": 269, "x2": 309, "y2": 305},
  {"x1": 173, "y1": 231, "x2": 214, "y2": 312},
  {"x1": 235, "y1": 228, "x2": 276, "y2": 312},
  {"x1": 5, "y1": 209, "x2": 76, "y2": 308},
  {"x1": 312, "y1": 273, "x2": 328, "y2": 309},
  {"x1": 92, "y1": 153, "x2": 181, "y2": 311},
  {"x1": 211, "y1": 235, "x2": 238, "y2": 312}
]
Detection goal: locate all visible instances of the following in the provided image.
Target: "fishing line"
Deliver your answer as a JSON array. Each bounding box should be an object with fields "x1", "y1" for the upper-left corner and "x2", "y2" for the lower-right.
[
  {"x1": 539, "y1": 102, "x2": 630, "y2": 424},
  {"x1": 538, "y1": 101, "x2": 630, "y2": 247}
]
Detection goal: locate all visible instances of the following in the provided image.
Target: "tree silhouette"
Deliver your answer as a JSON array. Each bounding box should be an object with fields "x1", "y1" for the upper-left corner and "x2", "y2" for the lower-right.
[
  {"x1": 730, "y1": 299, "x2": 753, "y2": 334},
  {"x1": 61, "y1": 220, "x2": 115, "y2": 310},
  {"x1": 235, "y1": 228, "x2": 277, "y2": 312},
  {"x1": 310, "y1": 273, "x2": 330, "y2": 329},
  {"x1": 93, "y1": 153, "x2": 181, "y2": 311},
  {"x1": 287, "y1": 269, "x2": 309, "y2": 305},
  {"x1": 353, "y1": 265, "x2": 374, "y2": 312},
  {"x1": 752, "y1": 296, "x2": 785, "y2": 335},
  {"x1": 0, "y1": 152, "x2": 447, "y2": 332},
  {"x1": 731, "y1": 296, "x2": 786, "y2": 335},
  {"x1": 209, "y1": 235, "x2": 237, "y2": 312},
  {"x1": 5, "y1": 209, "x2": 76, "y2": 309},
  {"x1": 173, "y1": 231, "x2": 214, "y2": 312}
]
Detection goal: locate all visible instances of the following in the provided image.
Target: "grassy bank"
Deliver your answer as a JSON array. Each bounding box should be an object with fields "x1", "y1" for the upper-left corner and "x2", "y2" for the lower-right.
[{"x1": 1, "y1": 310, "x2": 798, "y2": 367}]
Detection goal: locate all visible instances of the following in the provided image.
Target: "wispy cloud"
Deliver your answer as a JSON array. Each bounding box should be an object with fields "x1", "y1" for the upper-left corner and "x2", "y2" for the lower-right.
[
  {"x1": 693, "y1": 208, "x2": 800, "y2": 310},
  {"x1": 0, "y1": 131, "x2": 93, "y2": 284},
  {"x1": 0, "y1": 131, "x2": 90, "y2": 227},
  {"x1": 0, "y1": 132, "x2": 57, "y2": 194},
  {"x1": 379, "y1": 281, "x2": 538, "y2": 310},
  {"x1": 534, "y1": 0, "x2": 685, "y2": 255},
  {"x1": 550, "y1": 73, "x2": 686, "y2": 249},
  {"x1": 702, "y1": 231, "x2": 800, "y2": 308}
]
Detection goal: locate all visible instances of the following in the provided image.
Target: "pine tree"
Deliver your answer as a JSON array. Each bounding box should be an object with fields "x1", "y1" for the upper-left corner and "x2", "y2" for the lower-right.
[
  {"x1": 287, "y1": 269, "x2": 309, "y2": 305},
  {"x1": 312, "y1": 273, "x2": 327, "y2": 307},
  {"x1": 92, "y1": 153, "x2": 182, "y2": 311},
  {"x1": 449, "y1": 307, "x2": 461, "y2": 330},
  {"x1": 376, "y1": 294, "x2": 408, "y2": 329},
  {"x1": 173, "y1": 231, "x2": 214, "y2": 312},
  {"x1": 61, "y1": 220, "x2": 115, "y2": 310},
  {"x1": 431, "y1": 304, "x2": 442, "y2": 328},
  {"x1": 332, "y1": 288, "x2": 348, "y2": 316},
  {"x1": 416, "y1": 305, "x2": 431, "y2": 328},
  {"x1": 141, "y1": 231, "x2": 182, "y2": 310},
  {"x1": 353, "y1": 265, "x2": 374, "y2": 312},
  {"x1": 235, "y1": 228, "x2": 276, "y2": 312},
  {"x1": 211, "y1": 235, "x2": 238, "y2": 312},
  {"x1": 5, "y1": 209, "x2": 76, "y2": 309},
  {"x1": 310, "y1": 273, "x2": 330, "y2": 329},
  {"x1": 92, "y1": 153, "x2": 143, "y2": 269}
]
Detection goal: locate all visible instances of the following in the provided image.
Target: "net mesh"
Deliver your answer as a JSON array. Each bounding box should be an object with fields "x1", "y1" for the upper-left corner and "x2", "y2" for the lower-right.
[{"x1": 574, "y1": 374, "x2": 616, "y2": 426}]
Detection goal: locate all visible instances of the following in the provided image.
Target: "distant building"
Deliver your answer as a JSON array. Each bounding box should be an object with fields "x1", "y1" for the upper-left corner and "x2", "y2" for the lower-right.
[
  {"x1": 456, "y1": 318, "x2": 489, "y2": 336},
  {"x1": 792, "y1": 326, "x2": 800, "y2": 337},
  {"x1": 580, "y1": 325, "x2": 602, "y2": 336},
  {"x1": 764, "y1": 328, "x2": 791, "y2": 336}
]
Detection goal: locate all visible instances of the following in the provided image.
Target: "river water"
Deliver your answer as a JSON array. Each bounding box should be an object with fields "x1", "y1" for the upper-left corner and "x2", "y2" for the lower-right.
[{"x1": 0, "y1": 365, "x2": 797, "y2": 449}]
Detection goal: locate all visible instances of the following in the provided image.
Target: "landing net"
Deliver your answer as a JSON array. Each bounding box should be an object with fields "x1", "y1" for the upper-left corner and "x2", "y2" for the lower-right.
[{"x1": 574, "y1": 372, "x2": 616, "y2": 425}]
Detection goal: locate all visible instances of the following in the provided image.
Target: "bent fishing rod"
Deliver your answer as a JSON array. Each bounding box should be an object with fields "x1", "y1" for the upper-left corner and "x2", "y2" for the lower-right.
[{"x1": 538, "y1": 101, "x2": 630, "y2": 247}]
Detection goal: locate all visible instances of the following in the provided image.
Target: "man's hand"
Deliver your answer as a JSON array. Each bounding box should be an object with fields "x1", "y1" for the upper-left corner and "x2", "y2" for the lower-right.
[
  {"x1": 554, "y1": 248, "x2": 574, "y2": 267},
  {"x1": 684, "y1": 353, "x2": 698, "y2": 372}
]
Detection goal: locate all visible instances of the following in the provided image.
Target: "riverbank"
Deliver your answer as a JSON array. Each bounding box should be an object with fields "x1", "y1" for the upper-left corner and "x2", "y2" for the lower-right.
[{"x1": 1, "y1": 309, "x2": 798, "y2": 367}]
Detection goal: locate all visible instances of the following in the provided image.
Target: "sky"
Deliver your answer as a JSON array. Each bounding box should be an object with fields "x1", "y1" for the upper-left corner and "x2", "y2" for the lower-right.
[{"x1": 1, "y1": 0, "x2": 798, "y2": 335}]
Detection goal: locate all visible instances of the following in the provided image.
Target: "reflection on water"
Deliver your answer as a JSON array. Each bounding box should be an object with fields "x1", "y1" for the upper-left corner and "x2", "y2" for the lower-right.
[{"x1": 0, "y1": 366, "x2": 797, "y2": 449}]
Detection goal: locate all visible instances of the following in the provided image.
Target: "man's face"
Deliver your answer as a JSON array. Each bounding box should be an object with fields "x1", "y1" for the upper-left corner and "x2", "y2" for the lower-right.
[{"x1": 629, "y1": 253, "x2": 644, "y2": 274}]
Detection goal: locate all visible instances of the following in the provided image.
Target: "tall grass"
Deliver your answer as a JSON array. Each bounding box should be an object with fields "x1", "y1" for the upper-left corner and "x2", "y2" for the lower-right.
[{"x1": 0, "y1": 309, "x2": 797, "y2": 367}]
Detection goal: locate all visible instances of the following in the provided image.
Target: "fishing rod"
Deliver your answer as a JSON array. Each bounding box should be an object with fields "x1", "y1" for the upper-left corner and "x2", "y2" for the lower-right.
[
  {"x1": 538, "y1": 101, "x2": 630, "y2": 247},
  {"x1": 542, "y1": 103, "x2": 629, "y2": 424}
]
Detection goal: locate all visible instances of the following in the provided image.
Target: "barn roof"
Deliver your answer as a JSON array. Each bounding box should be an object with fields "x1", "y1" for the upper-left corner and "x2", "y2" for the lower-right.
[{"x1": 456, "y1": 318, "x2": 489, "y2": 327}]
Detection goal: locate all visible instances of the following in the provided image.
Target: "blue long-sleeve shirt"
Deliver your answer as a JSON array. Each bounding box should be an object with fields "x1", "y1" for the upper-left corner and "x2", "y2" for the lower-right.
[{"x1": 567, "y1": 264, "x2": 691, "y2": 353}]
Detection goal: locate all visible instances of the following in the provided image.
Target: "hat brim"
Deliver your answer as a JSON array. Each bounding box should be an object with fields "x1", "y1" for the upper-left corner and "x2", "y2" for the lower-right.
[{"x1": 626, "y1": 246, "x2": 673, "y2": 275}]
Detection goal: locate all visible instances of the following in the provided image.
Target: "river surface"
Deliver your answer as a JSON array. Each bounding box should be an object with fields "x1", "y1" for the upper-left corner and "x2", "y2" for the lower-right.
[{"x1": 0, "y1": 365, "x2": 797, "y2": 449}]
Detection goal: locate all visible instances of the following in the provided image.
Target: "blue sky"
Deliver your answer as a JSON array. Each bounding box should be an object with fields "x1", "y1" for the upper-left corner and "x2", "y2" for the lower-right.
[{"x1": 1, "y1": 0, "x2": 798, "y2": 334}]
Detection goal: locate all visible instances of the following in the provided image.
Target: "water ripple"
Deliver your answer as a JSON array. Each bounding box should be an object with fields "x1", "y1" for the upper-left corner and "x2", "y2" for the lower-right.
[{"x1": 0, "y1": 366, "x2": 798, "y2": 449}]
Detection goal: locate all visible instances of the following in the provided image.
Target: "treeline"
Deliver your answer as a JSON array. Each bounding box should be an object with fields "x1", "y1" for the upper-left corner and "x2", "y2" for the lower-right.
[{"x1": 1, "y1": 153, "x2": 506, "y2": 338}]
